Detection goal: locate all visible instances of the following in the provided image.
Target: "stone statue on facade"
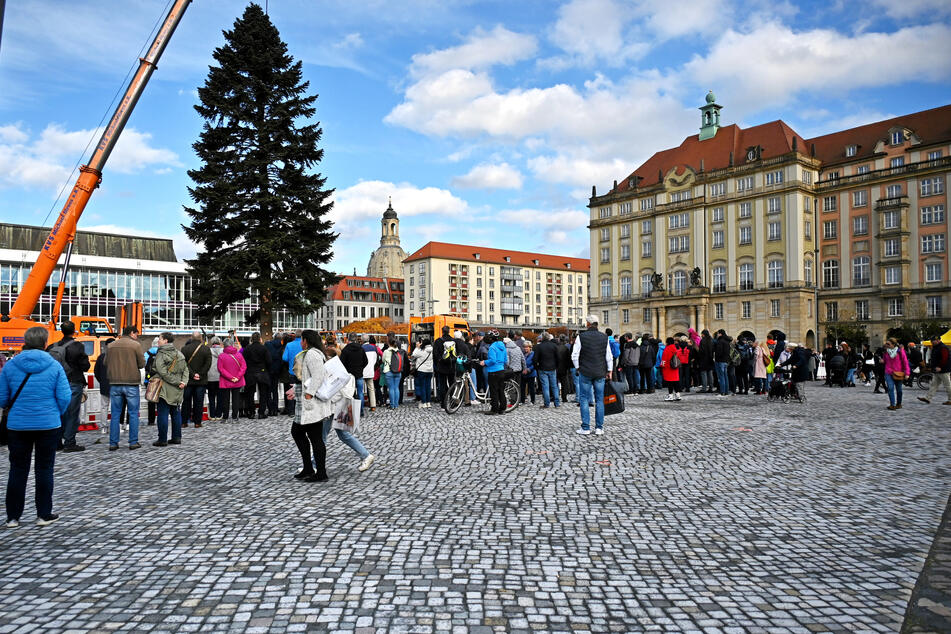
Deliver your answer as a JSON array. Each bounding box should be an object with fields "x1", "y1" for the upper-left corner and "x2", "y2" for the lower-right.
[
  {"x1": 689, "y1": 267, "x2": 703, "y2": 287},
  {"x1": 650, "y1": 272, "x2": 664, "y2": 292}
]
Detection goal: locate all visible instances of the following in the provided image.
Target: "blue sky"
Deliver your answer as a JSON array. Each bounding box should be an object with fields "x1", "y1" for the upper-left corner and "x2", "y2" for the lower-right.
[{"x1": 2, "y1": 0, "x2": 950, "y2": 276}]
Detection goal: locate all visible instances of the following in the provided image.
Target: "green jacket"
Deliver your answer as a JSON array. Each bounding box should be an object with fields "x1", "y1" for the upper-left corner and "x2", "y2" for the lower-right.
[{"x1": 155, "y1": 343, "x2": 189, "y2": 406}]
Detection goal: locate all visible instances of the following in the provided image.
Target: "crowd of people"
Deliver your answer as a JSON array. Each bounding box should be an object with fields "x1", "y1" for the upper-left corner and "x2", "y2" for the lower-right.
[{"x1": 0, "y1": 318, "x2": 948, "y2": 528}]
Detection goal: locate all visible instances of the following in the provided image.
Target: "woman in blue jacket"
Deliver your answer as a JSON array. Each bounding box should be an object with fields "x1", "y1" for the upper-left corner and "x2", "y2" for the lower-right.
[
  {"x1": 481, "y1": 331, "x2": 509, "y2": 415},
  {"x1": 0, "y1": 327, "x2": 71, "y2": 528}
]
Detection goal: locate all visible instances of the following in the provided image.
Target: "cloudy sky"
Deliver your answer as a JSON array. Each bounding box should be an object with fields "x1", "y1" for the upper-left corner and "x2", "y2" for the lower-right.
[{"x1": 2, "y1": 0, "x2": 949, "y2": 274}]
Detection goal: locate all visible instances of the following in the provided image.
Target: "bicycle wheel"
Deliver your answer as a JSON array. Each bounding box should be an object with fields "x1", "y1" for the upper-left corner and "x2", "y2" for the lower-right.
[
  {"x1": 443, "y1": 379, "x2": 466, "y2": 414},
  {"x1": 503, "y1": 379, "x2": 521, "y2": 412},
  {"x1": 917, "y1": 374, "x2": 933, "y2": 390}
]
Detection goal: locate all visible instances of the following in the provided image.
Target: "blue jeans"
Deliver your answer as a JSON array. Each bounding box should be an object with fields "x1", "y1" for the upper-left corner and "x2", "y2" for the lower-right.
[
  {"x1": 700, "y1": 369, "x2": 714, "y2": 391},
  {"x1": 578, "y1": 375, "x2": 605, "y2": 430},
  {"x1": 538, "y1": 370, "x2": 560, "y2": 406},
  {"x1": 415, "y1": 372, "x2": 432, "y2": 404},
  {"x1": 469, "y1": 369, "x2": 479, "y2": 401},
  {"x1": 59, "y1": 382, "x2": 84, "y2": 447},
  {"x1": 321, "y1": 418, "x2": 370, "y2": 459},
  {"x1": 182, "y1": 385, "x2": 206, "y2": 425},
  {"x1": 384, "y1": 371, "x2": 401, "y2": 408},
  {"x1": 715, "y1": 362, "x2": 729, "y2": 395},
  {"x1": 356, "y1": 377, "x2": 365, "y2": 413},
  {"x1": 109, "y1": 385, "x2": 140, "y2": 447},
  {"x1": 884, "y1": 373, "x2": 903, "y2": 406},
  {"x1": 6, "y1": 428, "x2": 59, "y2": 520},
  {"x1": 156, "y1": 399, "x2": 182, "y2": 442},
  {"x1": 845, "y1": 368, "x2": 856, "y2": 385}
]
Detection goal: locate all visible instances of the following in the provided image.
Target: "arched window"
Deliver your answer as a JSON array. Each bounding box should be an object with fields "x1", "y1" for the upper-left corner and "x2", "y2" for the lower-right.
[
  {"x1": 600, "y1": 277, "x2": 612, "y2": 298},
  {"x1": 619, "y1": 276, "x2": 632, "y2": 297},
  {"x1": 712, "y1": 266, "x2": 726, "y2": 293},
  {"x1": 767, "y1": 260, "x2": 784, "y2": 288},
  {"x1": 822, "y1": 260, "x2": 839, "y2": 288},
  {"x1": 738, "y1": 263, "x2": 754, "y2": 290}
]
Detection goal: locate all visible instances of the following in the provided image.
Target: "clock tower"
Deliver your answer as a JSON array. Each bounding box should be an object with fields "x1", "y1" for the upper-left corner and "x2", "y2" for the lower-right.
[{"x1": 699, "y1": 91, "x2": 722, "y2": 141}]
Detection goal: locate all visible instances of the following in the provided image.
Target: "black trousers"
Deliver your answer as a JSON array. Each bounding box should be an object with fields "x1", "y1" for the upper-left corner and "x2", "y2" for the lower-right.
[
  {"x1": 268, "y1": 373, "x2": 281, "y2": 414},
  {"x1": 290, "y1": 420, "x2": 326, "y2": 478},
  {"x1": 488, "y1": 370, "x2": 506, "y2": 413},
  {"x1": 436, "y1": 372, "x2": 453, "y2": 404},
  {"x1": 220, "y1": 387, "x2": 241, "y2": 419}
]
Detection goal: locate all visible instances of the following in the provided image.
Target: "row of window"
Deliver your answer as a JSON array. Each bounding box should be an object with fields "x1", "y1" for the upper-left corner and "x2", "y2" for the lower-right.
[
  {"x1": 821, "y1": 258, "x2": 943, "y2": 288},
  {"x1": 599, "y1": 261, "x2": 787, "y2": 298},
  {"x1": 826, "y1": 296, "x2": 942, "y2": 321}
]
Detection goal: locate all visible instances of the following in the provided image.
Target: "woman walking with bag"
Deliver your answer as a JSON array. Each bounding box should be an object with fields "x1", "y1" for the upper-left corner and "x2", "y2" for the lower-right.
[
  {"x1": 217, "y1": 338, "x2": 247, "y2": 423},
  {"x1": 883, "y1": 337, "x2": 910, "y2": 411},
  {"x1": 1, "y1": 327, "x2": 71, "y2": 527},
  {"x1": 294, "y1": 331, "x2": 330, "y2": 482},
  {"x1": 320, "y1": 345, "x2": 375, "y2": 472}
]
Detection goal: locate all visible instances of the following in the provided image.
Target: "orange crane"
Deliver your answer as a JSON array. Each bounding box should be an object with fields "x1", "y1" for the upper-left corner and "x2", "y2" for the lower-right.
[{"x1": 0, "y1": 0, "x2": 191, "y2": 353}]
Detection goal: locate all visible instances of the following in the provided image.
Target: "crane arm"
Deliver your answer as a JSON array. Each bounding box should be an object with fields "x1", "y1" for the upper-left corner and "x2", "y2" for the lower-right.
[{"x1": 6, "y1": 0, "x2": 191, "y2": 321}]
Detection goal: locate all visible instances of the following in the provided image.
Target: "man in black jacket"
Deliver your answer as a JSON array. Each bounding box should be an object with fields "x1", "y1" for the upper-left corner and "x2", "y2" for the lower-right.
[
  {"x1": 432, "y1": 326, "x2": 455, "y2": 404},
  {"x1": 534, "y1": 333, "x2": 560, "y2": 408},
  {"x1": 637, "y1": 334, "x2": 654, "y2": 394},
  {"x1": 713, "y1": 330, "x2": 733, "y2": 397},
  {"x1": 340, "y1": 333, "x2": 369, "y2": 410},
  {"x1": 48, "y1": 321, "x2": 90, "y2": 452},
  {"x1": 699, "y1": 330, "x2": 715, "y2": 392},
  {"x1": 242, "y1": 333, "x2": 271, "y2": 419},
  {"x1": 265, "y1": 333, "x2": 284, "y2": 415},
  {"x1": 556, "y1": 335, "x2": 572, "y2": 401},
  {"x1": 181, "y1": 331, "x2": 212, "y2": 427}
]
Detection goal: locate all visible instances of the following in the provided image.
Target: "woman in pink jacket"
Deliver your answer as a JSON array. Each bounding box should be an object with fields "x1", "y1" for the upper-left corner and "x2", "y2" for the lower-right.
[
  {"x1": 217, "y1": 339, "x2": 247, "y2": 422},
  {"x1": 882, "y1": 337, "x2": 910, "y2": 410}
]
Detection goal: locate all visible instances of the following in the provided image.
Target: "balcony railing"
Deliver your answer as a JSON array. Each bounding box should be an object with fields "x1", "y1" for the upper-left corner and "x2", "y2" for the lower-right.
[
  {"x1": 875, "y1": 195, "x2": 909, "y2": 211},
  {"x1": 817, "y1": 156, "x2": 951, "y2": 191}
]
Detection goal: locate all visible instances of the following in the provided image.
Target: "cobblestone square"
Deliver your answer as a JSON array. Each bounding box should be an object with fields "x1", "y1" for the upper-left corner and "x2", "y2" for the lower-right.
[{"x1": 1, "y1": 385, "x2": 948, "y2": 633}]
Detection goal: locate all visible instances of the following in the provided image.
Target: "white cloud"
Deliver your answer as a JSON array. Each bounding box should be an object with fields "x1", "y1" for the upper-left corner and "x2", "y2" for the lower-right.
[
  {"x1": 683, "y1": 23, "x2": 951, "y2": 112},
  {"x1": 527, "y1": 155, "x2": 630, "y2": 188},
  {"x1": 496, "y1": 208, "x2": 590, "y2": 250},
  {"x1": 334, "y1": 32, "x2": 364, "y2": 51},
  {"x1": 409, "y1": 25, "x2": 537, "y2": 77},
  {"x1": 548, "y1": 0, "x2": 644, "y2": 66},
  {"x1": 451, "y1": 163, "x2": 523, "y2": 190},
  {"x1": 0, "y1": 123, "x2": 181, "y2": 191},
  {"x1": 331, "y1": 180, "x2": 469, "y2": 225},
  {"x1": 638, "y1": 0, "x2": 731, "y2": 40}
]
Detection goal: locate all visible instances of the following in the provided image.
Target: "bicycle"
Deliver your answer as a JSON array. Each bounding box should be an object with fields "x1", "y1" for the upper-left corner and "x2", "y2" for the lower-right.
[
  {"x1": 443, "y1": 370, "x2": 520, "y2": 414},
  {"x1": 916, "y1": 372, "x2": 933, "y2": 390}
]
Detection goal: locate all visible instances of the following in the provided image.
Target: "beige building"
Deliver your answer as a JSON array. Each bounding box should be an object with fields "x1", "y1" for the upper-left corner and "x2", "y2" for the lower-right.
[
  {"x1": 402, "y1": 242, "x2": 590, "y2": 328},
  {"x1": 366, "y1": 199, "x2": 408, "y2": 278},
  {"x1": 588, "y1": 94, "x2": 950, "y2": 346}
]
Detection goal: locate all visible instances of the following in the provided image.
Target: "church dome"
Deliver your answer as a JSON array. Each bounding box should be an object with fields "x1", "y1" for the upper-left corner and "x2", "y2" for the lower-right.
[
  {"x1": 383, "y1": 200, "x2": 398, "y2": 219},
  {"x1": 705, "y1": 90, "x2": 717, "y2": 104}
]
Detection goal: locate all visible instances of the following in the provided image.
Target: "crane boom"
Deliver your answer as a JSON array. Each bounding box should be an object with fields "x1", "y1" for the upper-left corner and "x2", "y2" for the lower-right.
[{"x1": 6, "y1": 0, "x2": 191, "y2": 321}]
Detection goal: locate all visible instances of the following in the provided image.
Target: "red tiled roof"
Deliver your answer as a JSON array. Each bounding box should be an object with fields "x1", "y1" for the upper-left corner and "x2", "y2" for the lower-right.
[
  {"x1": 806, "y1": 104, "x2": 951, "y2": 166},
  {"x1": 615, "y1": 121, "x2": 809, "y2": 192},
  {"x1": 326, "y1": 275, "x2": 404, "y2": 301},
  {"x1": 403, "y1": 241, "x2": 590, "y2": 272}
]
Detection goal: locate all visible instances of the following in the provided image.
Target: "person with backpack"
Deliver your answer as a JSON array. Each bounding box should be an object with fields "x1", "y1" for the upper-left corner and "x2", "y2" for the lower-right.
[
  {"x1": 735, "y1": 337, "x2": 753, "y2": 395},
  {"x1": 1, "y1": 327, "x2": 72, "y2": 528},
  {"x1": 105, "y1": 326, "x2": 145, "y2": 450},
  {"x1": 93, "y1": 338, "x2": 115, "y2": 437},
  {"x1": 432, "y1": 326, "x2": 456, "y2": 406},
  {"x1": 46, "y1": 321, "x2": 90, "y2": 452},
  {"x1": 381, "y1": 338, "x2": 403, "y2": 410},
  {"x1": 661, "y1": 336, "x2": 690, "y2": 401},
  {"x1": 713, "y1": 330, "x2": 733, "y2": 397}
]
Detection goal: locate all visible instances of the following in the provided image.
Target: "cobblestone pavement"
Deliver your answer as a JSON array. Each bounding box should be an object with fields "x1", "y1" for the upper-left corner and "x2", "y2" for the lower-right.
[
  {"x1": 1, "y1": 383, "x2": 949, "y2": 633},
  {"x1": 902, "y1": 491, "x2": 951, "y2": 632}
]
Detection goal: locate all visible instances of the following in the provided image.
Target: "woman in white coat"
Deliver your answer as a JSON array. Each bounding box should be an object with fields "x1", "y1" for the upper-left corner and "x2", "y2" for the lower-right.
[{"x1": 293, "y1": 330, "x2": 331, "y2": 482}]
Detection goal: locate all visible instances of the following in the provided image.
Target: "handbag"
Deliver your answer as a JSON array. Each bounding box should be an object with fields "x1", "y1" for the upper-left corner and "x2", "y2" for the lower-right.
[
  {"x1": 603, "y1": 380, "x2": 627, "y2": 416},
  {"x1": 891, "y1": 371, "x2": 906, "y2": 381},
  {"x1": 1, "y1": 372, "x2": 33, "y2": 446},
  {"x1": 146, "y1": 357, "x2": 176, "y2": 403}
]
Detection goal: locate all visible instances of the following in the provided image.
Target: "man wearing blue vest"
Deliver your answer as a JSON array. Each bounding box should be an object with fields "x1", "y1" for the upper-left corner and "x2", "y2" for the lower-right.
[{"x1": 571, "y1": 315, "x2": 613, "y2": 435}]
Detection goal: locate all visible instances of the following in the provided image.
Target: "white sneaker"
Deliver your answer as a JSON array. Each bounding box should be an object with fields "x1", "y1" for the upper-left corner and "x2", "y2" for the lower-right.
[
  {"x1": 470, "y1": 400, "x2": 479, "y2": 405},
  {"x1": 664, "y1": 395, "x2": 673, "y2": 401},
  {"x1": 5, "y1": 519, "x2": 18, "y2": 528},
  {"x1": 674, "y1": 394, "x2": 682, "y2": 401},
  {"x1": 358, "y1": 454, "x2": 375, "y2": 472},
  {"x1": 418, "y1": 402, "x2": 425, "y2": 409},
  {"x1": 594, "y1": 428, "x2": 604, "y2": 436},
  {"x1": 576, "y1": 428, "x2": 591, "y2": 435}
]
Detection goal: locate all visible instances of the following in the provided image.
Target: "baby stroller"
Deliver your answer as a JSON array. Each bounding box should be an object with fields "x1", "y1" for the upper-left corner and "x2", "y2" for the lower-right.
[
  {"x1": 767, "y1": 376, "x2": 805, "y2": 403},
  {"x1": 824, "y1": 354, "x2": 846, "y2": 387}
]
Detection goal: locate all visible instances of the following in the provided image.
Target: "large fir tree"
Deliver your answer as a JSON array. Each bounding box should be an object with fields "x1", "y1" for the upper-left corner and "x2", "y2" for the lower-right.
[{"x1": 183, "y1": 3, "x2": 336, "y2": 339}]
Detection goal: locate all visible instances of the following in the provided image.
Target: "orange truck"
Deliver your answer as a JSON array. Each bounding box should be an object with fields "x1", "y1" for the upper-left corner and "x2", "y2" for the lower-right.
[
  {"x1": 0, "y1": 1, "x2": 189, "y2": 354},
  {"x1": 409, "y1": 315, "x2": 470, "y2": 349}
]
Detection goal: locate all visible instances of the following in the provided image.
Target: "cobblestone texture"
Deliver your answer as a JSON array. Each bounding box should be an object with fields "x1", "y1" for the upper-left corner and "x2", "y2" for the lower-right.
[
  {"x1": 0, "y1": 385, "x2": 948, "y2": 633},
  {"x1": 902, "y1": 491, "x2": 951, "y2": 633}
]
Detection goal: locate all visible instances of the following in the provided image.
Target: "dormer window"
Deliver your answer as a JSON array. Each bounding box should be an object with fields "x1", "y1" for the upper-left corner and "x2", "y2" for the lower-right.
[
  {"x1": 504, "y1": 256, "x2": 511, "y2": 262},
  {"x1": 565, "y1": 263, "x2": 571, "y2": 269},
  {"x1": 845, "y1": 145, "x2": 857, "y2": 157},
  {"x1": 890, "y1": 130, "x2": 904, "y2": 145},
  {"x1": 474, "y1": 253, "x2": 481, "y2": 260}
]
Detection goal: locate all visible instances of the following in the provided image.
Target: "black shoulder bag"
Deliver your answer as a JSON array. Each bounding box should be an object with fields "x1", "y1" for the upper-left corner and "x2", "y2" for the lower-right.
[{"x1": 0, "y1": 373, "x2": 33, "y2": 446}]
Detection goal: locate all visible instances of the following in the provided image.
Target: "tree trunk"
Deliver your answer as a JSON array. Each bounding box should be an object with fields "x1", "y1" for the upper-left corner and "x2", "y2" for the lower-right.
[{"x1": 260, "y1": 289, "x2": 273, "y2": 341}]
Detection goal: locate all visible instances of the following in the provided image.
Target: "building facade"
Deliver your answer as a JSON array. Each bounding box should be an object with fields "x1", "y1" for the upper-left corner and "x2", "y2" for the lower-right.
[
  {"x1": 0, "y1": 223, "x2": 315, "y2": 335},
  {"x1": 366, "y1": 199, "x2": 408, "y2": 278},
  {"x1": 314, "y1": 275, "x2": 405, "y2": 331},
  {"x1": 588, "y1": 95, "x2": 950, "y2": 345},
  {"x1": 403, "y1": 242, "x2": 589, "y2": 329}
]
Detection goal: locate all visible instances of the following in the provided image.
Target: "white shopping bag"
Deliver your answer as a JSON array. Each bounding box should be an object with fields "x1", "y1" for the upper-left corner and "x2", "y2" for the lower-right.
[{"x1": 315, "y1": 356, "x2": 351, "y2": 401}]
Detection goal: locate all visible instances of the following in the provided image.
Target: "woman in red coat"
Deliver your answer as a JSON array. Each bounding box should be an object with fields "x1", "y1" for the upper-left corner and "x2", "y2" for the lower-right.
[{"x1": 661, "y1": 336, "x2": 690, "y2": 401}]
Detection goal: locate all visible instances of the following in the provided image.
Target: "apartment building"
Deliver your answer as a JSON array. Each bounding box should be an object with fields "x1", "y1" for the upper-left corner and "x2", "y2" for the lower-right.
[
  {"x1": 588, "y1": 93, "x2": 950, "y2": 346},
  {"x1": 402, "y1": 242, "x2": 590, "y2": 328},
  {"x1": 315, "y1": 275, "x2": 405, "y2": 331}
]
